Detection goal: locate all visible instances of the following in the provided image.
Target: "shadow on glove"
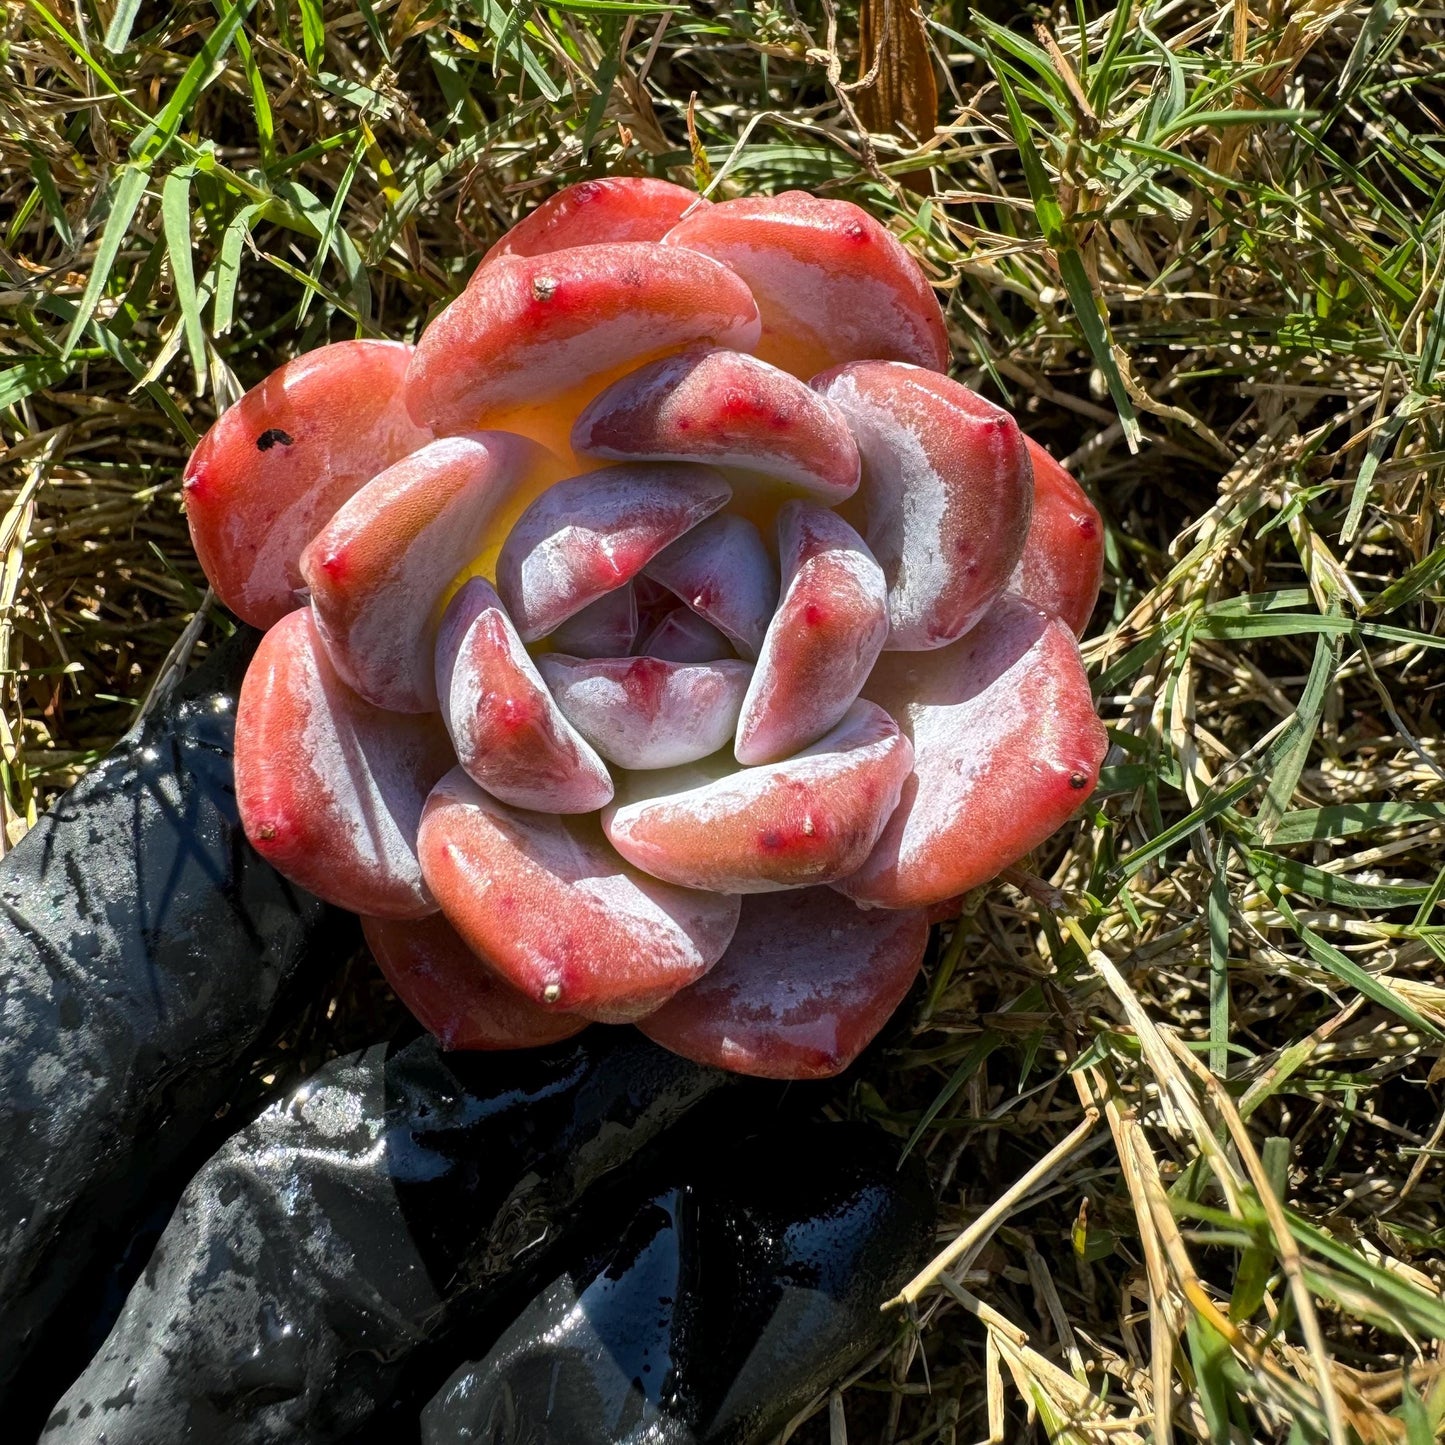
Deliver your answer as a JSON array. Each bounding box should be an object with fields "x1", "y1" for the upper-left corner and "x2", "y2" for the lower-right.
[
  {"x1": 0, "y1": 629, "x2": 355, "y2": 1434},
  {"x1": 43, "y1": 1028, "x2": 732, "y2": 1444},
  {"x1": 419, "y1": 1122, "x2": 936, "y2": 1445}
]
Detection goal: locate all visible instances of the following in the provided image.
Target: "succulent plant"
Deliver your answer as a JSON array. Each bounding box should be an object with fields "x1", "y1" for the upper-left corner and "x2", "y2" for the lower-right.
[{"x1": 184, "y1": 179, "x2": 1108, "y2": 1080}]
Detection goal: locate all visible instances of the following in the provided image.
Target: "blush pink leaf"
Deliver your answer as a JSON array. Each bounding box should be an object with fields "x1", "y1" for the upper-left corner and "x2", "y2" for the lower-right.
[
  {"x1": 436, "y1": 578, "x2": 614, "y2": 814},
  {"x1": 496, "y1": 462, "x2": 731, "y2": 642},
  {"x1": 838, "y1": 595, "x2": 1107, "y2": 909},
  {"x1": 363, "y1": 913, "x2": 589, "y2": 1050},
  {"x1": 235, "y1": 608, "x2": 454, "y2": 919},
  {"x1": 663, "y1": 192, "x2": 948, "y2": 378},
  {"x1": 184, "y1": 340, "x2": 431, "y2": 629},
  {"x1": 735, "y1": 501, "x2": 889, "y2": 765},
  {"x1": 419, "y1": 768, "x2": 740, "y2": 1022},
  {"x1": 816, "y1": 361, "x2": 1033, "y2": 650},
  {"x1": 604, "y1": 700, "x2": 912, "y2": 893},
  {"x1": 639, "y1": 888, "x2": 928, "y2": 1079},
  {"x1": 302, "y1": 432, "x2": 536, "y2": 713}
]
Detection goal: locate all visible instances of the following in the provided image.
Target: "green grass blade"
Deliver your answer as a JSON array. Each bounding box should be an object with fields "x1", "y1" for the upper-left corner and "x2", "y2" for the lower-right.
[
  {"x1": 212, "y1": 202, "x2": 263, "y2": 336},
  {"x1": 1246, "y1": 850, "x2": 1440, "y2": 911},
  {"x1": 297, "y1": 139, "x2": 372, "y2": 325},
  {"x1": 1244, "y1": 863, "x2": 1444, "y2": 1039},
  {"x1": 1254, "y1": 628, "x2": 1339, "y2": 841},
  {"x1": 130, "y1": 0, "x2": 258, "y2": 162},
  {"x1": 986, "y1": 54, "x2": 1140, "y2": 449},
  {"x1": 0, "y1": 356, "x2": 75, "y2": 411},
  {"x1": 901, "y1": 1033, "x2": 1001, "y2": 1160},
  {"x1": 1267, "y1": 802, "x2": 1445, "y2": 845},
  {"x1": 222, "y1": 0, "x2": 276, "y2": 171},
  {"x1": 23, "y1": 147, "x2": 74, "y2": 249},
  {"x1": 161, "y1": 170, "x2": 208, "y2": 386},
  {"x1": 1364, "y1": 539, "x2": 1445, "y2": 615},
  {"x1": 298, "y1": 0, "x2": 326, "y2": 70},
  {"x1": 61, "y1": 164, "x2": 149, "y2": 359},
  {"x1": 102, "y1": 0, "x2": 145, "y2": 52},
  {"x1": 1208, "y1": 838, "x2": 1230, "y2": 1077}
]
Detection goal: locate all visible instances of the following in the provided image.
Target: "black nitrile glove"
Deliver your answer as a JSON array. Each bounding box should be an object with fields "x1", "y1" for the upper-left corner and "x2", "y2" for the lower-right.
[
  {"x1": 43, "y1": 1029, "x2": 732, "y2": 1444},
  {"x1": 420, "y1": 1122, "x2": 935, "y2": 1445},
  {"x1": 10, "y1": 634, "x2": 936, "y2": 1445},
  {"x1": 0, "y1": 630, "x2": 354, "y2": 1431}
]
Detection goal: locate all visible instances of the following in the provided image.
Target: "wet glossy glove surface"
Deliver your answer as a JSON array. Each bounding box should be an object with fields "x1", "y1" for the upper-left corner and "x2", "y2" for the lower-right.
[
  {"x1": 0, "y1": 632, "x2": 345, "y2": 1427},
  {"x1": 421, "y1": 1123, "x2": 935, "y2": 1445},
  {"x1": 44, "y1": 1030, "x2": 729, "y2": 1444}
]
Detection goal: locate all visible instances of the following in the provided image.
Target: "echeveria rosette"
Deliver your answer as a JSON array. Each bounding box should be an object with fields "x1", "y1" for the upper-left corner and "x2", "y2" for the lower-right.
[{"x1": 182, "y1": 179, "x2": 1108, "y2": 1081}]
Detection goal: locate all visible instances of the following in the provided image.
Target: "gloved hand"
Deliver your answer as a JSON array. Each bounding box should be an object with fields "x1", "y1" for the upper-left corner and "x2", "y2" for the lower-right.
[
  {"x1": 43, "y1": 1029, "x2": 733, "y2": 1443},
  {"x1": 0, "y1": 630, "x2": 350, "y2": 1438},
  {"x1": 0, "y1": 638, "x2": 935, "y2": 1444},
  {"x1": 420, "y1": 1122, "x2": 935, "y2": 1445}
]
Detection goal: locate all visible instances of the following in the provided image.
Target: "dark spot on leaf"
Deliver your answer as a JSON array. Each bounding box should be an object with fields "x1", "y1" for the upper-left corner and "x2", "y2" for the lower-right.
[{"x1": 256, "y1": 428, "x2": 295, "y2": 451}]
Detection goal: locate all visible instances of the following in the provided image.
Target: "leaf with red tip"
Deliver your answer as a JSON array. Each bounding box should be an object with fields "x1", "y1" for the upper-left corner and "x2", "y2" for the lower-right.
[
  {"x1": 235, "y1": 608, "x2": 453, "y2": 919},
  {"x1": 604, "y1": 701, "x2": 912, "y2": 894},
  {"x1": 548, "y1": 582, "x2": 638, "y2": 657},
  {"x1": 436, "y1": 579, "x2": 614, "y2": 813},
  {"x1": 363, "y1": 913, "x2": 588, "y2": 1050},
  {"x1": 837, "y1": 595, "x2": 1107, "y2": 910},
  {"x1": 663, "y1": 192, "x2": 947, "y2": 377},
  {"x1": 572, "y1": 348, "x2": 860, "y2": 502},
  {"x1": 495, "y1": 463, "x2": 730, "y2": 642},
  {"x1": 405, "y1": 243, "x2": 761, "y2": 435},
  {"x1": 639, "y1": 608, "x2": 733, "y2": 663},
  {"x1": 643, "y1": 512, "x2": 777, "y2": 659},
  {"x1": 736, "y1": 502, "x2": 888, "y2": 765},
  {"x1": 482, "y1": 177, "x2": 706, "y2": 263},
  {"x1": 418, "y1": 768, "x2": 740, "y2": 1022},
  {"x1": 302, "y1": 433, "x2": 535, "y2": 713},
  {"x1": 537, "y1": 654, "x2": 752, "y2": 770},
  {"x1": 816, "y1": 362, "x2": 1032, "y2": 650},
  {"x1": 639, "y1": 889, "x2": 927, "y2": 1079},
  {"x1": 184, "y1": 340, "x2": 431, "y2": 628},
  {"x1": 1014, "y1": 437, "x2": 1104, "y2": 638}
]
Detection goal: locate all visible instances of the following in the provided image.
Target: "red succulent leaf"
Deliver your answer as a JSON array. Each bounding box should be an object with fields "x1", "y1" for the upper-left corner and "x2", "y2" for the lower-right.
[
  {"x1": 663, "y1": 192, "x2": 948, "y2": 378},
  {"x1": 183, "y1": 340, "x2": 430, "y2": 629},
  {"x1": 736, "y1": 501, "x2": 889, "y2": 765},
  {"x1": 638, "y1": 888, "x2": 928, "y2": 1079},
  {"x1": 638, "y1": 608, "x2": 734, "y2": 662},
  {"x1": 418, "y1": 768, "x2": 740, "y2": 1022},
  {"x1": 547, "y1": 582, "x2": 639, "y2": 658},
  {"x1": 838, "y1": 595, "x2": 1107, "y2": 910},
  {"x1": 571, "y1": 347, "x2": 861, "y2": 503},
  {"x1": 235, "y1": 608, "x2": 454, "y2": 919},
  {"x1": 436, "y1": 579, "x2": 614, "y2": 813},
  {"x1": 537, "y1": 654, "x2": 753, "y2": 770},
  {"x1": 816, "y1": 362, "x2": 1034, "y2": 650},
  {"x1": 642, "y1": 512, "x2": 777, "y2": 660},
  {"x1": 603, "y1": 700, "x2": 912, "y2": 893},
  {"x1": 1014, "y1": 437, "x2": 1105, "y2": 638},
  {"x1": 496, "y1": 462, "x2": 730, "y2": 642},
  {"x1": 363, "y1": 913, "x2": 588, "y2": 1050},
  {"x1": 404, "y1": 242, "x2": 761, "y2": 436},
  {"x1": 481, "y1": 177, "x2": 707, "y2": 263},
  {"x1": 302, "y1": 432, "x2": 538, "y2": 713}
]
